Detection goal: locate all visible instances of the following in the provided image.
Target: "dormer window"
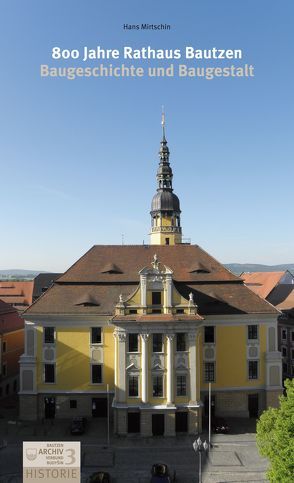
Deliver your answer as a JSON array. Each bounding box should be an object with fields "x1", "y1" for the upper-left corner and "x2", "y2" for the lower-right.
[{"x1": 152, "y1": 292, "x2": 162, "y2": 305}]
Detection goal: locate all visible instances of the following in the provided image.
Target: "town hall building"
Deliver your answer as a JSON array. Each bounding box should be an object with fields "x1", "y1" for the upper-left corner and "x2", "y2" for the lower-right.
[{"x1": 19, "y1": 119, "x2": 282, "y2": 436}]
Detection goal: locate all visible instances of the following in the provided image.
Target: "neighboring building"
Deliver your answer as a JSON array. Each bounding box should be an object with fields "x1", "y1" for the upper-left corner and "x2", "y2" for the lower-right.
[
  {"x1": 242, "y1": 271, "x2": 294, "y2": 381},
  {"x1": 32, "y1": 273, "x2": 61, "y2": 302},
  {"x1": 0, "y1": 300, "x2": 24, "y2": 398},
  {"x1": 19, "y1": 121, "x2": 282, "y2": 436},
  {"x1": 0, "y1": 281, "x2": 34, "y2": 312}
]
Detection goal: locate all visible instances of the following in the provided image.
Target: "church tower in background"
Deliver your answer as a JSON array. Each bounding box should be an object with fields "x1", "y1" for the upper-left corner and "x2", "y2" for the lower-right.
[{"x1": 150, "y1": 113, "x2": 182, "y2": 245}]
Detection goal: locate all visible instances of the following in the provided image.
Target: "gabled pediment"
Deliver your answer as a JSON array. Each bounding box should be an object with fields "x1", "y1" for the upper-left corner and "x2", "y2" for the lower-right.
[{"x1": 126, "y1": 362, "x2": 138, "y2": 371}]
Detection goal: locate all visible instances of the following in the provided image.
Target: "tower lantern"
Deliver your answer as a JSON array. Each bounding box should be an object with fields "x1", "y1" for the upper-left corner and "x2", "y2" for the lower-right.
[{"x1": 150, "y1": 112, "x2": 182, "y2": 245}]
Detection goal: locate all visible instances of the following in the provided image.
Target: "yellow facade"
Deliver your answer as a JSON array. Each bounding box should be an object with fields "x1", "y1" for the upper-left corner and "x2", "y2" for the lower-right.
[
  {"x1": 200, "y1": 324, "x2": 267, "y2": 389},
  {"x1": 36, "y1": 325, "x2": 115, "y2": 392}
]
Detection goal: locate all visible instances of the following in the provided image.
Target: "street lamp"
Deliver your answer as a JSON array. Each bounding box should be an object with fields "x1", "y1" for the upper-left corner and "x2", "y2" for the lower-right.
[{"x1": 193, "y1": 437, "x2": 208, "y2": 483}]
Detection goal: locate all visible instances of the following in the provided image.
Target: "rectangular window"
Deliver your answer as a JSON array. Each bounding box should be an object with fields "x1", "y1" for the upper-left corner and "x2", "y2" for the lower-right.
[
  {"x1": 248, "y1": 360, "x2": 258, "y2": 380},
  {"x1": 128, "y1": 375, "x2": 139, "y2": 397},
  {"x1": 152, "y1": 292, "x2": 162, "y2": 305},
  {"x1": 283, "y1": 362, "x2": 288, "y2": 375},
  {"x1": 70, "y1": 400, "x2": 77, "y2": 409},
  {"x1": 176, "y1": 333, "x2": 186, "y2": 352},
  {"x1": 291, "y1": 349, "x2": 294, "y2": 360},
  {"x1": 153, "y1": 334, "x2": 163, "y2": 353},
  {"x1": 91, "y1": 327, "x2": 102, "y2": 344},
  {"x1": 2, "y1": 363, "x2": 7, "y2": 377},
  {"x1": 248, "y1": 325, "x2": 258, "y2": 340},
  {"x1": 282, "y1": 346, "x2": 287, "y2": 358},
  {"x1": 2, "y1": 341, "x2": 7, "y2": 353},
  {"x1": 176, "y1": 309, "x2": 184, "y2": 314},
  {"x1": 128, "y1": 334, "x2": 138, "y2": 352},
  {"x1": 292, "y1": 365, "x2": 294, "y2": 377},
  {"x1": 176, "y1": 375, "x2": 187, "y2": 396},
  {"x1": 44, "y1": 364, "x2": 55, "y2": 383},
  {"x1": 291, "y1": 331, "x2": 294, "y2": 343},
  {"x1": 91, "y1": 364, "x2": 102, "y2": 384},
  {"x1": 129, "y1": 309, "x2": 137, "y2": 314},
  {"x1": 282, "y1": 329, "x2": 287, "y2": 340},
  {"x1": 152, "y1": 375, "x2": 163, "y2": 397},
  {"x1": 204, "y1": 362, "x2": 215, "y2": 382},
  {"x1": 44, "y1": 327, "x2": 55, "y2": 344},
  {"x1": 204, "y1": 326, "x2": 215, "y2": 343}
]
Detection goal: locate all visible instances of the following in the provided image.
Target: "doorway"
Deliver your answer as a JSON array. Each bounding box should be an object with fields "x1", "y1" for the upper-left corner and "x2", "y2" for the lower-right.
[
  {"x1": 204, "y1": 395, "x2": 215, "y2": 417},
  {"x1": 44, "y1": 397, "x2": 55, "y2": 419},
  {"x1": 92, "y1": 397, "x2": 107, "y2": 417},
  {"x1": 128, "y1": 412, "x2": 140, "y2": 433},
  {"x1": 175, "y1": 412, "x2": 188, "y2": 433},
  {"x1": 152, "y1": 413, "x2": 165, "y2": 435},
  {"x1": 248, "y1": 394, "x2": 259, "y2": 418}
]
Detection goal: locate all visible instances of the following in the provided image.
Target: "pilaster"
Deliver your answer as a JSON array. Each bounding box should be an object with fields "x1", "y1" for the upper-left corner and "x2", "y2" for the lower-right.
[
  {"x1": 166, "y1": 334, "x2": 175, "y2": 405},
  {"x1": 141, "y1": 333, "x2": 150, "y2": 403}
]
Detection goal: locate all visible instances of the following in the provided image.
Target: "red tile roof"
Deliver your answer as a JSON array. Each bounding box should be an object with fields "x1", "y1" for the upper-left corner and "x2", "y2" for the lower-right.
[
  {"x1": 0, "y1": 300, "x2": 24, "y2": 333},
  {"x1": 24, "y1": 245, "x2": 278, "y2": 317},
  {"x1": 58, "y1": 245, "x2": 240, "y2": 283},
  {"x1": 241, "y1": 272, "x2": 285, "y2": 299},
  {"x1": 0, "y1": 281, "x2": 34, "y2": 307}
]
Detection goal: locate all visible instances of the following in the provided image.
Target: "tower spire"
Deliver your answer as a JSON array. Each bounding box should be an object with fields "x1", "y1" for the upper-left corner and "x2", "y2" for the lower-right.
[
  {"x1": 161, "y1": 105, "x2": 166, "y2": 142},
  {"x1": 149, "y1": 111, "x2": 182, "y2": 246}
]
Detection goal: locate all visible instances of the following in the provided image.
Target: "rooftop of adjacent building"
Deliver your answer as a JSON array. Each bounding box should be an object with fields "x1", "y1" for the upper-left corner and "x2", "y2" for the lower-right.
[
  {"x1": 0, "y1": 299, "x2": 24, "y2": 334},
  {"x1": 242, "y1": 270, "x2": 294, "y2": 311},
  {"x1": 0, "y1": 280, "x2": 34, "y2": 310}
]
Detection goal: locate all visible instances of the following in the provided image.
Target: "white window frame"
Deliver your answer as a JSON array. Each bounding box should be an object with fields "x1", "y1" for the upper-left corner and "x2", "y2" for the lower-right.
[
  {"x1": 43, "y1": 363, "x2": 56, "y2": 384},
  {"x1": 176, "y1": 333, "x2": 187, "y2": 353},
  {"x1": 90, "y1": 327, "x2": 103, "y2": 345},
  {"x1": 248, "y1": 360, "x2": 259, "y2": 380},
  {"x1": 204, "y1": 361, "x2": 215, "y2": 382},
  {"x1": 128, "y1": 333, "x2": 139, "y2": 353},
  {"x1": 43, "y1": 327, "x2": 55, "y2": 345},
  {"x1": 152, "y1": 373, "x2": 164, "y2": 398},
  {"x1": 204, "y1": 326, "x2": 215, "y2": 344},
  {"x1": 152, "y1": 334, "x2": 164, "y2": 354},
  {"x1": 247, "y1": 324, "x2": 259, "y2": 342},
  {"x1": 176, "y1": 374, "x2": 187, "y2": 396},
  {"x1": 90, "y1": 363, "x2": 103, "y2": 384},
  {"x1": 128, "y1": 373, "x2": 140, "y2": 398}
]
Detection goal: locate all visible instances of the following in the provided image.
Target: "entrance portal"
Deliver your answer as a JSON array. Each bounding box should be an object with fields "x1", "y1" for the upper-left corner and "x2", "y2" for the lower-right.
[
  {"x1": 44, "y1": 397, "x2": 55, "y2": 419},
  {"x1": 92, "y1": 397, "x2": 107, "y2": 417},
  {"x1": 128, "y1": 412, "x2": 140, "y2": 433},
  {"x1": 152, "y1": 413, "x2": 165, "y2": 436},
  {"x1": 175, "y1": 412, "x2": 188, "y2": 432},
  {"x1": 248, "y1": 394, "x2": 259, "y2": 418}
]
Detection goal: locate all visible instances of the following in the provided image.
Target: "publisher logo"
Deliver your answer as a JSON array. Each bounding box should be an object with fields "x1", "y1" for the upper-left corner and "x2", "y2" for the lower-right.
[
  {"x1": 23, "y1": 441, "x2": 80, "y2": 482},
  {"x1": 25, "y1": 448, "x2": 38, "y2": 461}
]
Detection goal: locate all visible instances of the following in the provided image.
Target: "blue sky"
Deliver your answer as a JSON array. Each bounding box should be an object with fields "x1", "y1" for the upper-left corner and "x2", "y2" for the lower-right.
[{"x1": 1, "y1": 0, "x2": 293, "y2": 271}]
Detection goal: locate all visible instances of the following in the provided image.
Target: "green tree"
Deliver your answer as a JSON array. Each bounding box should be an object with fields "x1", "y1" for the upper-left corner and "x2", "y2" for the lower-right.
[{"x1": 256, "y1": 379, "x2": 294, "y2": 482}]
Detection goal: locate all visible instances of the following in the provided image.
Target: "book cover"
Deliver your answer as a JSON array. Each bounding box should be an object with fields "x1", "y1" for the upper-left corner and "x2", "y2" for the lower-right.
[{"x1": 0, "y1": 1, "x2": 293, "y2": 482}]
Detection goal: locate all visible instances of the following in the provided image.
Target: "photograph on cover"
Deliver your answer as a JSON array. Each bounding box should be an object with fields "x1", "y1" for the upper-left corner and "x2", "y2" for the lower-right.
[{"x1": 0, "y1": 1, "x2": 293, "y2": 482}]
